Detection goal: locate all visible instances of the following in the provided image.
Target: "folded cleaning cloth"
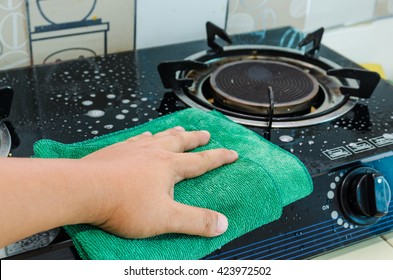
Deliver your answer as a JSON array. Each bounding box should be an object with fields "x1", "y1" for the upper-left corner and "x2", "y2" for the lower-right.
[{"x1": 33, "y1": 108, "x2": 312, "y2": 260}]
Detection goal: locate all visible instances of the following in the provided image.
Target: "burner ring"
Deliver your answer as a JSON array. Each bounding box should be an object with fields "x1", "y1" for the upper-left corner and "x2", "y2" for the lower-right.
[
  {"x1": 179, "y1": 45, "x2": 359, "y2": 128},
  {"x1": 209, "y1": 60, "x2": 319, "y2": 115},
  {"x1": 0, "y1": 122, "x2": 11, "y2": 157}
]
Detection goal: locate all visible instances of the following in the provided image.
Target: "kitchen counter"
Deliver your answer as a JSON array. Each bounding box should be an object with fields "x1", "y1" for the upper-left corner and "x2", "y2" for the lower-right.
[{"x1": 313, "y1": 233, "x2": 393, "y2": 260}]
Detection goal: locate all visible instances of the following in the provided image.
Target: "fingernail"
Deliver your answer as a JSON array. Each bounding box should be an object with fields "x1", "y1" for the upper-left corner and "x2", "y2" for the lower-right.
[
  {"x1": 229, "y1": 150, "x2": 238, "y2": 160},
  {"x1": 142, "y1": 131, "x2": 153, "y2": 136},
  {"x1": 216, "y1": 214, "x2": 228, "y2": 235},
  {"x1": 200, "y1": 130, "x2": 210, "y2": 136},
  {"x1": 174, "y1": 126, "x2": 185, "y2": 131}
]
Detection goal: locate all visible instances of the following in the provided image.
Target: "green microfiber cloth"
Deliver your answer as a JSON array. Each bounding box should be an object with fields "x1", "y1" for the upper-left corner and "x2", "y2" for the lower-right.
[{"x1": 33, "y1": 108, "x2": 312, "y2": 260}]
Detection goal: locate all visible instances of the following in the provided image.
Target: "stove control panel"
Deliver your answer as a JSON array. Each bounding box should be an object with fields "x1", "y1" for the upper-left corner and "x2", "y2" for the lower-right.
[{"x1": 339, "y1": 167, "x2": 391, "y2": 226}]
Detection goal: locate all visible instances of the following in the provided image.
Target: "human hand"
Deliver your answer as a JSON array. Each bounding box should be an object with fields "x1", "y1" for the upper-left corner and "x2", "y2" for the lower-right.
[{"x1": 81, "y1": 126, "x2": 238, "y2": 239}]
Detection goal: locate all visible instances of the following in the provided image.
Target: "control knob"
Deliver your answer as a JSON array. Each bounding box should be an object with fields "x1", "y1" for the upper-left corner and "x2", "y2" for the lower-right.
[{"x1": 339, "y1": 167, "x2": 391, "y2": 225}]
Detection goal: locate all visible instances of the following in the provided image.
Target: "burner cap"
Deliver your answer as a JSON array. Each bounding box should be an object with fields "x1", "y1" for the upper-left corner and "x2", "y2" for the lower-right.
[{"x1": 209, "y1": 60, "x2": 319, "y2": 115}]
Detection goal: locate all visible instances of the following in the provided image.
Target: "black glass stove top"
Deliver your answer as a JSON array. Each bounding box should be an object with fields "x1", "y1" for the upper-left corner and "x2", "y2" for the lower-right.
[{"x1": 1, "y1": 26, "x2": 393, "y2": 259}]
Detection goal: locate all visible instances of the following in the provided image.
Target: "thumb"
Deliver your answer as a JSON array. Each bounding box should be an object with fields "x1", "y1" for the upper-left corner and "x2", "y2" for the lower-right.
[{"x1": 166, "y1": 202, "x2": 228, "y2": 237}]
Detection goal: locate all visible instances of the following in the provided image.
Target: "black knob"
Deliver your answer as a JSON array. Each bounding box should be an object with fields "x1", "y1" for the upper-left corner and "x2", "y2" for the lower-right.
[{"x1": 339, "y1": 167, "x2": 391, "y2": 226}]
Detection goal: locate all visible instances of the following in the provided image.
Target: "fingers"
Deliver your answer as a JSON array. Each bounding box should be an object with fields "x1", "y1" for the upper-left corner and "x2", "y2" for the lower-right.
[
  {"x1": 154, "y1": 126, "x2": 186, "y2": 135},
  {"x1": 173, "y1": 149, "x2": 238, "y2": 183},
  {"x1": 124, "y1": 131, "x2": 153, "y2": 142},
  {"x1": 123, "y1": 128, "x2": 238, "y2": 182},
  {"x1": 122, "y1": 127, "x2": 210, "y2": 153},
  {"x1": 154, "y1": 127, "x2": 211, "y2": 152},
  {"x1": 106, "y1": 131, "x2": 152, "y2": 149},
  {"x1": 165, "y1": 202, "x2": 228, "y2": 237}
]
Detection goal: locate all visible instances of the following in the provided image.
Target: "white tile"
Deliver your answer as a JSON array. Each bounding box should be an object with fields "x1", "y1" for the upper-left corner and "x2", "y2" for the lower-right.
[
  {"x1": 27, "y1": 0, "x2": 102, "y2": 30},
  {"x1": 303, "y1": 0, "x2": 376, "y2": 32},
  {"x1": 312, "y1": 237, "x2": 393, "y2": 260},
  {"x1": 136, "y1": 0, "x2": 227, "y2": 49},
  {"x1": 0, "y1": 0, "x2": 30, "y2": 70},
  {"x1": 374, "y1": 0, "x2": 393, "y2": 18},
  {"x1": 87, "y1": 0, "x2": 135, "y2": 53},
  {"x1": 27, "y1": 0, "x2": 135, "y2": 65},
  {"x1": 31, "y1": 30, "x2": 107, "y2": 64},
  {"x1": 227, "y1": 0, "x2": 307, "y2": 35}
]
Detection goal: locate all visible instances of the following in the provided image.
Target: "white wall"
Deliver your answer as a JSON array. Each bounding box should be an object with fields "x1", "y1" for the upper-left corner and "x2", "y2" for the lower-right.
[
  {"x1": 303, "y1": 0, "x2": 376, "y2": 32},
  {"x1": 136, "y1": 0, "x2": 228, "y2": 49},
  {"x1": 324, "y1": 17, "x2": 393, "y2": 80}
]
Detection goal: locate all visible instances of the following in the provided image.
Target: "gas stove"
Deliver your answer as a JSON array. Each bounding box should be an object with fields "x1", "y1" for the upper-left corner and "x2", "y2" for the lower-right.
[{"x1": 1, "y1": 24, "x2": 392, "y2": 260}]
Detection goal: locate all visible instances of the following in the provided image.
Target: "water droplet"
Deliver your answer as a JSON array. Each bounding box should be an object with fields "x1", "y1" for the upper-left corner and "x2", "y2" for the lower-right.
[
  {"x1": 91, "y1": 130, "x2": 99, "y2": 135},
  {"x1": 141, "y1": 97, "x2": 148, "y2": 101},
  {"x1": 82, "y1": 100, "x2": 93, "y2": 106},
  {"x1": 86, "y1": 110, "x2": 105, "y2": 118},
  {"x1": 132, "y1": 118, "x2": 139, "y2": 122},
  {"x1": 107, "y1": 94, "x2": 116, "y2": 99},
  {"x1": 308, "y1": 140, "x2": 314, "y2": 145},
  {"x1": 122, "y1": 99, "x2": 130, "y2": 104},
  {"x1": 331, "y1": 211, "x2": 338, "y2": 219},
  {"x1": 116, "y1": 114, "x2": 125, "y2": 120},
  {"x1": 279, "y1": 135, "x2": 294, "y2": 143},
  {"x1": 122, "y1": 109, "x2": 129, "y2": 114},
  {"x1": 382, "y1": 133, "x2": 393, "y2": 140},
  {"x1": 130, "y1": 104, "x2": 138, "y2": 108},
  {"x1": 104, "y1": 124, "x2": 114, "y2": 129}
]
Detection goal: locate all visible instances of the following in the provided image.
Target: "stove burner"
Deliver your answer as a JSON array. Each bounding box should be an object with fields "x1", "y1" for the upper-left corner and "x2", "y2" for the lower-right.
[
  {"x1": 210, "y1": 60, "x2": 319, "y2": 115},
  {"x1": 158, "y1": 23, "x2": 380, "y2": 128}
]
